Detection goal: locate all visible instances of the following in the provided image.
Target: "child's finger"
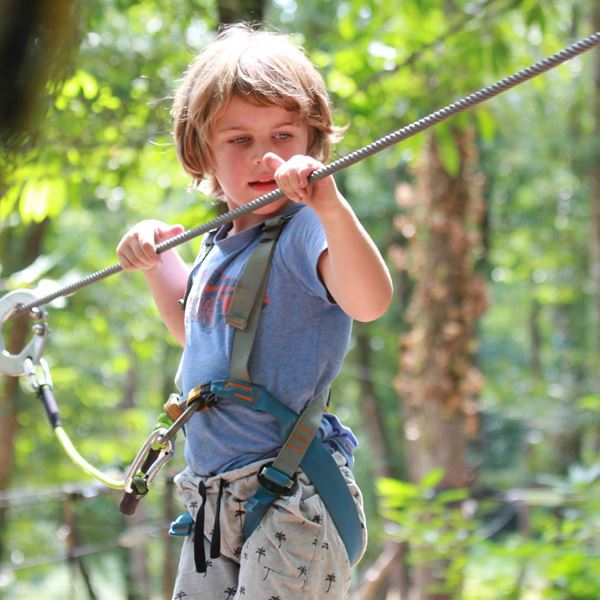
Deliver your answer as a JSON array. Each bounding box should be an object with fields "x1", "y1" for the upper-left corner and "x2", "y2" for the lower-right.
[
  {"x1": 158, "y1": 223, "x2": 185, "y2": 242},
  {"x1": 263, "y1": 152, "x2": 285, "y2": 173},
  {"x1": 118, "y1": 253, "x2": 135, "y2": 271},
  {"x1": 132, "y1": 241, "x2": 158, "y2": 268},
  {"x1": 298, "y1": 163, "x2": 317, "y2": 188}
]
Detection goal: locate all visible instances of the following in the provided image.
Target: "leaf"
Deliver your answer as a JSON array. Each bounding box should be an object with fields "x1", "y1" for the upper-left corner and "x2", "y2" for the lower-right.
[
  {"x1": 435, "y1": 488, "x2": 469, "y2": 504},
  {"x1": 475, "y1": 107, "x2": 497, "y2": 141},
  {"x1": 19, "y1": 179, "x2": 67, "y2": 224},
  {"x1": 377, "y1": 477, "x2": 418, "y2": 502},
  {"x1": 76, "y1": 69, "x2": 99, "y2": 99},
  {"x1": 0, "y1": 184, "x2": 20, "y2": 222},
  {"x1": 419, "y1": 467, "x2": 445, "y2": 491},
  {"x1": 435, "y1": 127, "x2": 460, "y2": 177},
  {"x1": 577, "y1": 394, "x2": 600, "y2": 413}
]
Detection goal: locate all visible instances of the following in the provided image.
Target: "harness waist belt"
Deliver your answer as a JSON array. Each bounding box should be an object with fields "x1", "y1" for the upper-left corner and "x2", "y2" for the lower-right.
[{"x1": 205, "y1": 378, "x2": 363, "y2": 565}]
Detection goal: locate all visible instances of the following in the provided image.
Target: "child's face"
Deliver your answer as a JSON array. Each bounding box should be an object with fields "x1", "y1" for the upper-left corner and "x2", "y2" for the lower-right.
[{"x1": 209, "y1": 96, "x2": 310, "y2": 214}]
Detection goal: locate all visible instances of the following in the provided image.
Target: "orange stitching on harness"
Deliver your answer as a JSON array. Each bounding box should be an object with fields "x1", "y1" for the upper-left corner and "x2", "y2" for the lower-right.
[
  {"x1": 296, "y1": 422, "x2": 315, "y2": 436},
  {"x1": 225, "y1": 381, "x2": 253, "y2": 392},
  {"x1": 291, "y1": 432, "x2": 309, "y2": 446},
  {"x1": 287, "y1": 442, "x2": 304, "y2": 453}
]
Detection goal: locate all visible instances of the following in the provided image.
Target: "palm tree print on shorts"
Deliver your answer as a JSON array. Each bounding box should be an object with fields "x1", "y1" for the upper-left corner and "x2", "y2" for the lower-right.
[{"x1": 274, "y1": 530, "x2": 286, "y2": 548}]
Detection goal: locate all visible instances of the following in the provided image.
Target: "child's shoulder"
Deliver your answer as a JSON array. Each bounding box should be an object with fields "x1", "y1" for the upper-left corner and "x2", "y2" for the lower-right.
[
  {"x1": 277, "y1": 204, "x2": 327, "y2": 273},
  {"x1": 282, "y1": 203, "x2": 321, "y2": 234}
]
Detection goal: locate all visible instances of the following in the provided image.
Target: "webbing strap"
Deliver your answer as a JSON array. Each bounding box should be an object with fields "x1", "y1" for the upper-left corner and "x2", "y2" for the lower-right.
[
  {"x1": 211, "y1": 379, "x2": 297, "y2": 433},
  {"x1": 301, "y1": 440, "x2": 363, "y2": 565},
  {"x1": 271, "y1": 389, "x2": 327, "y2": 477},
  {"x1": 210, "y1": 379, "x2": 362, "y2": 563},
  {"x1": 228, "y1": 215, "x2": 289, "y2": 382},
  {"x1": 243, "y1": 440, "x2": 363, "y2": 565},
  {"x1": 179, "y1": 228, "x2": 219, "y2": 312},
  {"x1": 211, "y1": 378, "x2": 326, "y2": 478},
  {"x1": 175, "y1": 228, "x2": 218, "y2": 391},
  {"x1": 226, "y1": 219, "x2": 283, "y2": 330},
  {"x1": 240, "y1": 418, "x2": 362, "y2": 563}
]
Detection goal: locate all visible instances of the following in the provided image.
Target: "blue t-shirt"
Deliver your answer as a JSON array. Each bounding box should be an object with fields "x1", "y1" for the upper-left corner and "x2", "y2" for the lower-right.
[{"x1": 180, "y1": 204, "x2": 358, "y2": 476}]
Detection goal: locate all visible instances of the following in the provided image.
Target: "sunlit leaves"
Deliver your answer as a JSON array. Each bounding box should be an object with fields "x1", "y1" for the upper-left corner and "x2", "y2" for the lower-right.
[
  {"x1": 19, "y1": 179, "x2": 67, "y2": 224},
  {"x1": 61, "y1": 70, "x2": 99, "y2": 100}
]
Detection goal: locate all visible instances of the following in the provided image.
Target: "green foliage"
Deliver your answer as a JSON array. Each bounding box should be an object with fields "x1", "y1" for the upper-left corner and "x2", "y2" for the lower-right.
[
  {"x1": 378, "y1": 469, "x2": 475, "y2": 595},
  {"x1": 465, "y1": 466, "x2": 600, "y2": 599},
  {"x1": 381, "y1": 465, "x2": 600, "y2": 598}
]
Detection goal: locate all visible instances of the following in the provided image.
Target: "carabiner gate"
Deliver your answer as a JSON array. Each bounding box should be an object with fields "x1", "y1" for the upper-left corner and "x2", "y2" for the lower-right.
[{"x1": 123, "y1": 428, "x2": 174, "y2": 494}]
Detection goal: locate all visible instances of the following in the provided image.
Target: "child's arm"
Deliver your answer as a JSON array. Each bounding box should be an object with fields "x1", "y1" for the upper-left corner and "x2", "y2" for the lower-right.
[
  {"x1": 117, "y1": 220, "x2": 189, "y2": 345},
  {"x1": 264, "y1": 153, "x2": 393, "y2": 322}
]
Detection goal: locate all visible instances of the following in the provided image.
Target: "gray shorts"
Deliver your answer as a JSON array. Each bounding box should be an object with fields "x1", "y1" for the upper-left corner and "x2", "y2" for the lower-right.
[{"x1": 171, "y1": 452, "x2": 367, "y2": 599}]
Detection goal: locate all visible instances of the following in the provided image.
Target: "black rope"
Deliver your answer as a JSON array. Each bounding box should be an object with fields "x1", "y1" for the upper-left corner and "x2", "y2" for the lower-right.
[{"x1": 13, "y1": 31, "x2": 600, "y2": 316}]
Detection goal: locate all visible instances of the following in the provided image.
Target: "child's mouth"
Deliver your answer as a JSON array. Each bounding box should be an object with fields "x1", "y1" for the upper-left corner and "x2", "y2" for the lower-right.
[{"x1": 249, "y1": 180, "x2": 277, "y2": 193}]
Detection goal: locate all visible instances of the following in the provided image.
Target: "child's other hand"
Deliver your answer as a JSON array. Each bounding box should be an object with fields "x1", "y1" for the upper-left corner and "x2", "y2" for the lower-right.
[
  {"x1": 263, "y1": 152, "x2": 339, "y2": 214},
  {"x1": 117, "y1": 220, "x2": 184, "y2": 271}
]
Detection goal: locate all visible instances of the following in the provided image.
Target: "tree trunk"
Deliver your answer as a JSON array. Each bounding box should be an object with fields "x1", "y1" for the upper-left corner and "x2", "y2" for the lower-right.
[
  {"x1": 0, "y1": 218, "x2": 49, "y2": 563},
  {"x1": 217, "y1": 0, "x2": 264, "y2": 25},
  {"x1": 398, "y1": 127, "x2": 487, "y2": 599}
]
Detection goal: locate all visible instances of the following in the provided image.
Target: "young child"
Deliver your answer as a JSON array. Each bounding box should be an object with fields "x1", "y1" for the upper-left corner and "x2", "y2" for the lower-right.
[{"x1": 117, "y1": 23, "x2": 392, "y2": 600}]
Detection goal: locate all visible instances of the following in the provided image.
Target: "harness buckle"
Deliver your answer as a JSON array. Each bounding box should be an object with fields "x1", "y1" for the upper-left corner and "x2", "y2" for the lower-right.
[
  {"x1": 186, "y1": 384, "x2": 217, "y2": 411},
  {"x1": 257, "y1": 462, "x2": 296, "y2": 497}
]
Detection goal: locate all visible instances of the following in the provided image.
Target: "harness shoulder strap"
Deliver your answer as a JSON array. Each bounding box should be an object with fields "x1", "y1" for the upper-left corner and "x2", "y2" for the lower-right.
[
  {"x1": 227, "y1": 214, "x2": 292, "y2": 382},
  {"x1": 174, "y1": 228, "x2": 218, "y2": 392},
  {"x1": 179, "y1": 228, "x2": 218, "y2": 312}
]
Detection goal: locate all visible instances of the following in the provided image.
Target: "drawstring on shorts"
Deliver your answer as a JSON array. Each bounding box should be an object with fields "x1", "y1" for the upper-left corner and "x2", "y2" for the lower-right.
[{"x1": 193, "y1": 478, "x2": 226, "y2": 573}]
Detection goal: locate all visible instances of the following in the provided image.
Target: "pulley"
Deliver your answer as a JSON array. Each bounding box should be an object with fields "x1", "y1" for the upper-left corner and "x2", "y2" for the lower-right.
[{"x1": 0, "y1": 290, "x2": 49, "y2": 377}]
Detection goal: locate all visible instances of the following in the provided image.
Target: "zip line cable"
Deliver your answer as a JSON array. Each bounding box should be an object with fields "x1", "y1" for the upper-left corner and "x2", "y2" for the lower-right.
[{"x1": 11, "y1": 31, "x2": 600, "y2": 317}]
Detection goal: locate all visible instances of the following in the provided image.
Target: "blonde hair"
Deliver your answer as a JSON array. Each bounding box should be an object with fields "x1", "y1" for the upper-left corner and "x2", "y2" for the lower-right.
[{"x1": 172, "y1": 23, "x2": 343, "y2": 197}]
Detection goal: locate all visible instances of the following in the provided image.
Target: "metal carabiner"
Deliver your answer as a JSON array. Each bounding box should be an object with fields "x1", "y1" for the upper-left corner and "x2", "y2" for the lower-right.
[
  {"x1": 0, "y1": 290, "x2": 49, "y2": 377},
  {"x1": 123, "y1": 428, "x2": 175, "y2": 494},
  {"x1": 23, "y1": 357, "x2": 53, "y2": 392}
]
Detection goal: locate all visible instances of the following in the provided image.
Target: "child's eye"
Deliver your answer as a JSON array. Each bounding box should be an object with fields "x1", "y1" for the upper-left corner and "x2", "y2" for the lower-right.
[
  {"x1": 230, "y1": 136, "x2": 250, "y2": 144},
  {"x1": 274, "y1": 132, "x2": 292, "y2": 140}
]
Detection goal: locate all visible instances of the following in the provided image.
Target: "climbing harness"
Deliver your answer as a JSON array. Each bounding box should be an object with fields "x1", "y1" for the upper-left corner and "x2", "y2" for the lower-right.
[
  {"x1": 143, "y1": 211, "x2": 363, "y2": 568},
  {"x1": 210, "y1": 212, "x2": 363, "y2": 566},
  {"x1": 0, "y1": 32, "x2": 598, "y2": 526}
]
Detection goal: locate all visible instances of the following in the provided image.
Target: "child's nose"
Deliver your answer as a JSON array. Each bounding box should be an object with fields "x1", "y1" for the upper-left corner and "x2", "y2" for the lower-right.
[{"x1": 253, "y1": 140, "x2": 275, "y2": 164}]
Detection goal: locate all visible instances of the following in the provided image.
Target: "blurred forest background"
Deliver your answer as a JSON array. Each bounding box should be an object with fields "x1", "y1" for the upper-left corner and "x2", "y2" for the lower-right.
[{"x1": 0, "y1": 0, "x2": 599, "y2": 598}]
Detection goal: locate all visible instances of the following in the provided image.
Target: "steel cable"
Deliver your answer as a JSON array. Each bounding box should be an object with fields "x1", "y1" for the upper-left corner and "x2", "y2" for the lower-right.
[{"x1": 13, "y1": 31, "x2": 600, "y2": 315}]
